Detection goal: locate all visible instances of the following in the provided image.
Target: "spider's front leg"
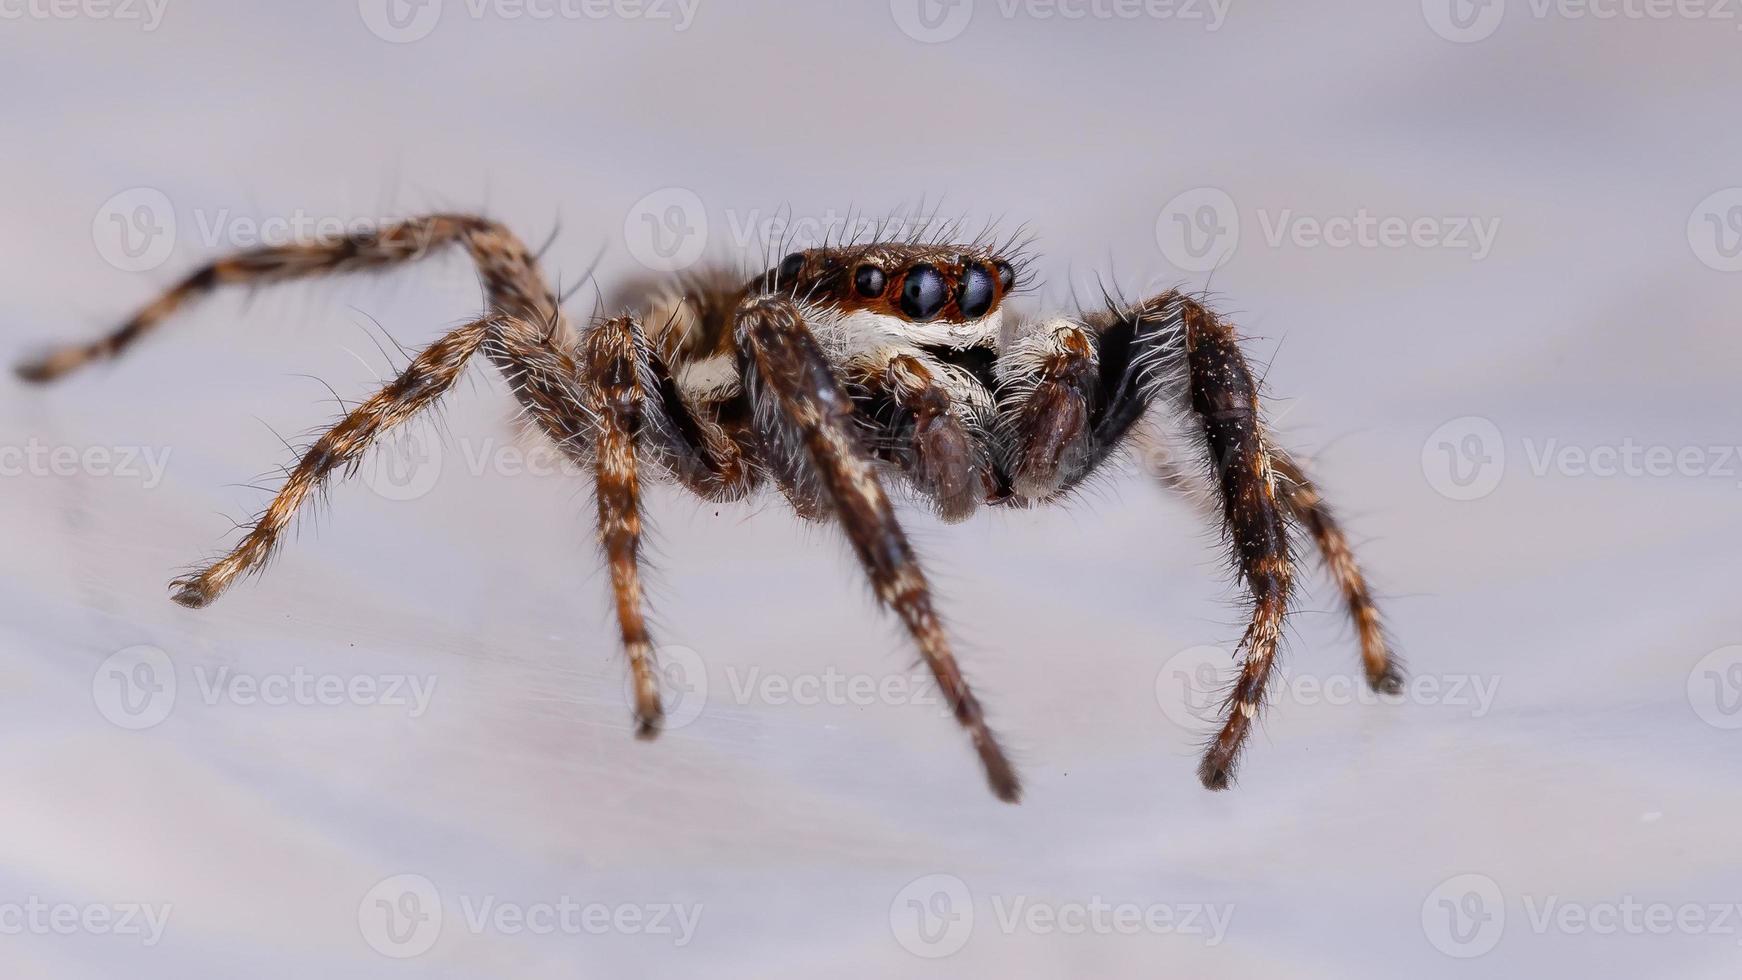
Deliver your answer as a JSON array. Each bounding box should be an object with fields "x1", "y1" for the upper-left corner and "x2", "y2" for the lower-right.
[{"x1": 734, "y1": 296, "x2": 1020, "y2": 802}]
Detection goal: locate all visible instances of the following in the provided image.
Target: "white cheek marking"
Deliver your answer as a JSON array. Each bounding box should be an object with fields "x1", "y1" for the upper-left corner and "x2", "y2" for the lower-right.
[{"x1": 819, "y1": 308, "x2": 1004, "y2": 358}]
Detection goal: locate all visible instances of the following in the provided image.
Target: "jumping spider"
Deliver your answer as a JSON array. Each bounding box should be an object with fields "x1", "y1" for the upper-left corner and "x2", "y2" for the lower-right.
[{"x1": 18, "y1": 213, "x2": 1402, "y2": 802}]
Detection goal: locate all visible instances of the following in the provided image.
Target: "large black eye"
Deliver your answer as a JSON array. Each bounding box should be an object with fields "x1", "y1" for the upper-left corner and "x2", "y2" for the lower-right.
[
  {"x1": 777, "y1": 252, "x2": 805, "y2": 284},
  {"x1": 854, "y1": 264, "x2": 887, "y2": 298},
  {"x1": 899, "y1": 264, "x2": 948, "y2": 321},
  {"x1": 994, "y1": 259, "x2": 1017, "y2": 293},
  {"x1": 958, "y1": 263, "x2": 995, "y2": 319}
]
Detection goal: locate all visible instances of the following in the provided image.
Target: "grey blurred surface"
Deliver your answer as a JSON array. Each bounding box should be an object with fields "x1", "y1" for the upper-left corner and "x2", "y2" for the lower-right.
[{"x1": 3, "y1": 1, "x2": 1742, "y2": 976}]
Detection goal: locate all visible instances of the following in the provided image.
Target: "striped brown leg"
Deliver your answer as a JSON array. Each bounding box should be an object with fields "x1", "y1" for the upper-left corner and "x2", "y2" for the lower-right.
[
  {"x1": 15, "y1": 214, "x2": 505, "y2": 383},
  {"x1": 735, "y1": 296, "x2": 1021, "y2": 803},
  {"x1": 168, "y1": 316, "x2": 495, "y2": 607},
  {"x1": 1271, "y1": 451, "x2": 1403, "y2": 694},
  {"x1": 1172, "y1": 297, "x2": 1295, "y2": 790},
  {"x1": 576, "y1": 315, "x2": 664, "y2": 736}
]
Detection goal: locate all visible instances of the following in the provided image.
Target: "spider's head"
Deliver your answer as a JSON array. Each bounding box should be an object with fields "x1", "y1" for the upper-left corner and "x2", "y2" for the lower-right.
[{"x1": 752, "y1": 244, "x2": 1026, "y2": 346}]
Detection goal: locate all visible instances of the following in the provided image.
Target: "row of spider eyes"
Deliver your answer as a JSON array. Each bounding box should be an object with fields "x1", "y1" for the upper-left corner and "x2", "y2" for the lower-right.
[{"x1": 778, "y1": 253, "x2": 1018, "y2": 321}]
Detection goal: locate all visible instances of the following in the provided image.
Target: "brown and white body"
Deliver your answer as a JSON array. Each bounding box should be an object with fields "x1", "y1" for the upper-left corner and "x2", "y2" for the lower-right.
[{"x1": 17, "y1": 212, "x2": 1401, "y2": 802}]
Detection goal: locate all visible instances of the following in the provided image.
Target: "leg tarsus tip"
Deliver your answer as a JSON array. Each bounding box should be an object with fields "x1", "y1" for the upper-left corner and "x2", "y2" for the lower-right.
[
  {"x1": 168, "y1": 579, "x2": 213, "y2": 609},
  {"x1": 1197, "y1": 757, "x2": 1236, "y2": 791},
  {"x1": 1369, "y1": 663, "x2": 1407, "y2": 696}
]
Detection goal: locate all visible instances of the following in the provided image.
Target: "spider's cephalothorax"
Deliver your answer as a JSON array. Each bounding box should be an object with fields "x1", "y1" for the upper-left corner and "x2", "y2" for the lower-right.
[{"x1": 17, "y1": 213, "x2": 1403, "y2": 803}]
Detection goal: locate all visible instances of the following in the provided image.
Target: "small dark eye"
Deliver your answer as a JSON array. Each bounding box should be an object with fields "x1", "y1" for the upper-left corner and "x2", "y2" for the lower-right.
[
  {"x1": 994, "y1": 259, "x2": 1017, "y2": 293},
  {"x1": 958, "y1": 263, "x2": 995, "y2": 319},
  {"x1": 778, "y1": 252, "x2": 805, "y2": 284},
  {"x1": 899, "y1": 264, "x2": 948, "y2": 321},
  {"x1": 854, "y1": 264, "x2": 887, "y2": 298}
]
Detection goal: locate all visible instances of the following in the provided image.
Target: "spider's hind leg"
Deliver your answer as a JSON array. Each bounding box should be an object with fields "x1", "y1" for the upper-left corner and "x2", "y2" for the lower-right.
[
  {"x1": 1270, "y1": 450, "x2": 1404, "y2": 694},
  {"x1": 1074, "y1": 291, "x2": 1296, "y2": 790},
  {"x1": 16, "y1": 214, "x2": 499, "y2": 383},
  {"x1": 167, "y1": 315, "x2": 498, "y2": 607}
]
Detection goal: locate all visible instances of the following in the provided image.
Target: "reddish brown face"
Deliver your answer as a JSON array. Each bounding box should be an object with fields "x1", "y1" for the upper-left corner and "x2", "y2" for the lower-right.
[{"x1": 753, "y1": 245, "x2": 1020, "y2": 324}]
